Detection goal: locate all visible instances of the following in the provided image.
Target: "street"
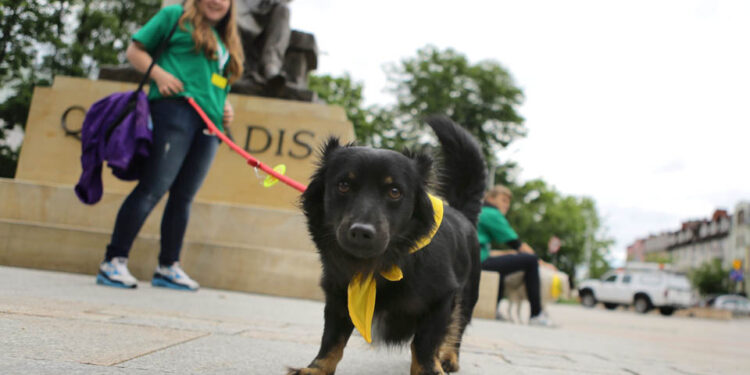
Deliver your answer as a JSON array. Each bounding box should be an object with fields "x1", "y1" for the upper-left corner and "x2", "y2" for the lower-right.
[{"x1": 1, "y1": 266, "x2": 749, "y2": 374}]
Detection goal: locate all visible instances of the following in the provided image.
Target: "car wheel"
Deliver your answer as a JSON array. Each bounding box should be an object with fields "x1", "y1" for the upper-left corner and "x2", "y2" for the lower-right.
[
  {"x1": 659, "y1": 306, "x2": 675, "y2": 316},
  {"x1": 634, "y1": 296, "x2": 652, "y2": 314},
  {"x1": 581, "y1": 292, "x2": 596, "y2": 308},
  {"x1": 604, "y1": 303, "x2": 618, "y2": 310}
]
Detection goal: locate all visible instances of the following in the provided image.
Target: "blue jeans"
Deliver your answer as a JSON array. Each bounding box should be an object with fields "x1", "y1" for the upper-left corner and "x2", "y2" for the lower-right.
[{"x1": 105, "y1": 99, "x2": 219, "y2": 266}]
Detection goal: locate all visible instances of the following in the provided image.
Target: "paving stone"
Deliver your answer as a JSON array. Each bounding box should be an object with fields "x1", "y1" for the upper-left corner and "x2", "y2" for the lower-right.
[
  {"x1": 0, "y1": 313, "x2": 207, "y2": 366},
  {"x1": 0, "y1": 355, "x2": 159, "y2": 375},
  {"x1": 2, "y1": 266, "x2": 750, "y2": 374},
  {"x1": 119, "y1": 333, "x2": 513, "y2": 375}
]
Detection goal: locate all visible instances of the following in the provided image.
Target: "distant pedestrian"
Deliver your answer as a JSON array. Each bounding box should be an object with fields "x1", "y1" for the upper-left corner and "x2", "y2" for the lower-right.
[{"x1": 96, "y1": 0, "x2": 244, "y2": 291}]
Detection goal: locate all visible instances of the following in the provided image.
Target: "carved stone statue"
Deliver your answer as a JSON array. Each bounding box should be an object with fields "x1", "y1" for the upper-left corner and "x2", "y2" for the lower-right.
[
  {"x1": 231, "y1": 0, "x2": 317, "y2": 101},
  {"x1": 235, "y1": 0, "x2": 290, "y2": 91}
]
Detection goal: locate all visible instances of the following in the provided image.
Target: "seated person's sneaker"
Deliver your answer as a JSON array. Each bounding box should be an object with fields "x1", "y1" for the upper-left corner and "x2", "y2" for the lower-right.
[
  {"x1": 96, "y1": 257, "x2": 138, "y2": 289},
  {"x1": 528, "y1": 312, "x2": 554, "y2": 327},
  {"x1": 494, "y1": 307, "x2": 506, "y2": 321},
  {"x1": 151, "y1": 263, "x2": 199, "y2": 291}
]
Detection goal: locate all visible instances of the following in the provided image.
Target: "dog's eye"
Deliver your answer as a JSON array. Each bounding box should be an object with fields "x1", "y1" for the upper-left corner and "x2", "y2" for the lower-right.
[
  {"x1": 388, "y1": 187, "x2": 402, "y2": 200},
  {"x1": 338, "y1": 181, "x2": 350, "y2": 193}
]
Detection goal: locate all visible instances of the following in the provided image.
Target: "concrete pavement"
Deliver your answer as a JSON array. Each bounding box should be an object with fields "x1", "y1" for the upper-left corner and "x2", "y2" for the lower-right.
[{"x1": 1, "y1": 265, "x2": 749, "y2": 374}]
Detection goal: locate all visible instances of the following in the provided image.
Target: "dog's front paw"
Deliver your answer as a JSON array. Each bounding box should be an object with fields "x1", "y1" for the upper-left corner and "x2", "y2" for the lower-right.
[
  {"x1": 286, "y1": 367, "x2": 329, "y2": 375},
  {"x1": 439, "y1": 351, "x2": 459, "y2": 373},
  {"x1": 410, "y1": 359, "x2": 446, "y2": 375}
]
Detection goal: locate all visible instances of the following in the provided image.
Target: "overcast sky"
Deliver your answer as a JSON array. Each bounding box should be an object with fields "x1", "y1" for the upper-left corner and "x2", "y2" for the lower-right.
[{"x1": 290, "y1": 0, "x2": 750, "y2": 265}]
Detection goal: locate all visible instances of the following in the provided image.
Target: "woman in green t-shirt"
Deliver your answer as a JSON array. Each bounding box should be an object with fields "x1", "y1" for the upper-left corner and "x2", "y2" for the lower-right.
[
  {"x1": 96, "y1": 0, "x2": 244, "y2": 291},
  {"x1": 477, "y1": 185, "x2": 551, "y2": 326}
]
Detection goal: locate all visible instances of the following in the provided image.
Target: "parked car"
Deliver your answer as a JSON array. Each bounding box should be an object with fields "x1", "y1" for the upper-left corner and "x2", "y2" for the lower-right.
[
  {"x1": 696, "y1": 294, "x2": 750, "y2": 316},
  {"x1": 578, "y1": 266, "x2": 694, "y2": 315}
]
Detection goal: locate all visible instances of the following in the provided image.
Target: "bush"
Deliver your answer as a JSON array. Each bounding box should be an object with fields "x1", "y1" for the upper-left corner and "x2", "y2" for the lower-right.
[{"x1": 690, "y1": 259, "x2": 730, "y2": 296}]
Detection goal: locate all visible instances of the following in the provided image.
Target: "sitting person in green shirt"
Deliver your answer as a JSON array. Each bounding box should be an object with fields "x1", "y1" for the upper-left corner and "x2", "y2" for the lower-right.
[{"x1": 478, "y1": 185, "x2": 551, "y2": 326}]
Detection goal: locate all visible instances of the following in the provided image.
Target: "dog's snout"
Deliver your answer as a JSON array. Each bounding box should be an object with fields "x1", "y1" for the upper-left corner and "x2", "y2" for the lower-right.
[
  {"x1": 348, "y1": 223, "x2": 376, "y2": 244},
  {"x1": 336, "y1": 218, "x2": 389, "y2": 257}
]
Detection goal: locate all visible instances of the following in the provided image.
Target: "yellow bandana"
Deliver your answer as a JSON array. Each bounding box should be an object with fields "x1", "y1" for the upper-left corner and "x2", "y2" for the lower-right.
[{"x1": 347, "y1": 194, "x2": 444, "y2": 343}]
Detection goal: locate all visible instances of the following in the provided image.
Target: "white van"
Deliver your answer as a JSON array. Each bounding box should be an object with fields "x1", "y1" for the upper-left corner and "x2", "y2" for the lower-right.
[{"x1": 578, "y1": 265, "x2": 694, "y2": 315}]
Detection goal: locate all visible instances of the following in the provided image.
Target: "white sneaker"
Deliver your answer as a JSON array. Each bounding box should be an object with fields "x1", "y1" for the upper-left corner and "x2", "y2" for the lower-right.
[
  {"x1": 151, "y1": 263, "x2": 199, "y2": 291},
  {"x1": 528, "y1": 312, "x2": 554, "y2": 327},
  {"x1": 495, "y1": 309, "x2": 506, "y2": 321},
  {"x1": 96, "y1": 257, "x2": 138, "y2": 289}
]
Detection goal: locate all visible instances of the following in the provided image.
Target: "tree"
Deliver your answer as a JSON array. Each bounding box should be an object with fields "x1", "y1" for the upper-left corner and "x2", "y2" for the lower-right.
[
  {"x1": 0, "y1": 0, "x2": 59, "y2": 176},
  {"x1": 690, "y1": 259, "x2": 730, "y2": 296},
  {"x1": 309, "y1": 57, "x2": 612, "y2": 285},
  {"x1": 385, "y1": 45, "x2": 526, "y2": 166},
  {"x1": 587, "y1": 243, "x2": 611, "y2": 280},
  {"x1": 0, "y1": 0, "x2": 160, "y2": 178},
  {"x1": 309, "y1": 73, "x2": 376, "y2": 146},
  {"x1": 506, "y1": 179, "x2": 614, "y2": 284},
  {"x1": 44, "y1": 0, "x2": 160, "y2": 78},
  {"x1": 644, "y1": 252, "x2": 672, "y2": 264}
]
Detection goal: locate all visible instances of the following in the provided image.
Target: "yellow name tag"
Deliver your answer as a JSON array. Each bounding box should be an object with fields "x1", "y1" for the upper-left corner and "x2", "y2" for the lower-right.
[{"x1": 211, "y1": 73, "x2": 227, "y2": 89}]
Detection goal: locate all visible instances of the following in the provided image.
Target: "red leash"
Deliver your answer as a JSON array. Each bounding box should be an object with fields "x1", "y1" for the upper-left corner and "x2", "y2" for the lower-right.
[{"x1": 186, "y1": 97, "x2": 307, "y2": 193}]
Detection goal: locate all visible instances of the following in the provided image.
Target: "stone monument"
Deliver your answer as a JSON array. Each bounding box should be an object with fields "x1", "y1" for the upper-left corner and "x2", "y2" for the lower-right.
[{"x1": 0, "y1": 0, "x2": 350, "y2": 301}]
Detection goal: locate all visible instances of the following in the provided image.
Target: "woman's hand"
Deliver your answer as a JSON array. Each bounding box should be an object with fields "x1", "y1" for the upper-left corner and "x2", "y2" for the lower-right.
[
  {"x1": 153, "y1": 69, "x2": 184, "y2": 96},
  {"x1": 126, "y1": 42, "x2": 183, "y2": 96},
  {"x1": 223, "y1": 100, "x2": 234, "y2": 125},
  {"x1": 490, "y1": 249, "x2": 517, "y2": 257},
  {"x1": 519, "y1": 243, "x2": 535, "y2": 254}
]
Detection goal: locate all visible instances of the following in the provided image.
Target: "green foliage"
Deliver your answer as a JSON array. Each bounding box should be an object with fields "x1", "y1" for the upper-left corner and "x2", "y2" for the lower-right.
[
  {"x1": 1, "y1": 0, "x2": 159, "y2": 86},
  {"x1": 0, "y1": 0, "x2": 55, "y2": 176},
  {"x1": 311, "y1": 46, "x2": 528, "y2": 170},
  {"x1": 309, "y1": 50, "x2": 612, "y2": 285},
  {"x1": 587, "y1": 245, "x2": 611, "y2": 280},
  {"x1": 45, "y1": 0, "x2": 161, "y2": 78},
  {"x1": 644, "y1": 252, "x2": 672, "y2": 264},
  {"x1": 690, "y1": 259, "x2": 730, "y2": 296},
  {"x1": 308, "y1": 73, "x2": 379, "y2": 146},
  {"x1": 386, "y1": 45, "x2": 526, "y2": 166},
  {"x1": 0, "y1": 142, "x2": 18, "y2": 177},
  {"x1": 0, "y1": 0, "x2": 159, "y2": 177},
  {"x1": 0, "y1": 78, "x2": 37, "y2": 177},
  {"x1": 505, "y1": 179, "x2": 614, "y2": 283}
]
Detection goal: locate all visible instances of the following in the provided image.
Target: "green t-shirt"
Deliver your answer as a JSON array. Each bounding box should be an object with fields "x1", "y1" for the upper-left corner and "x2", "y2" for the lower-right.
[
  {"x1": 133, "y1": 4, "x2": 230, "y2": 131},
  {"x1": 477, "y1": 205, "x2": 519, "y2": 262}
]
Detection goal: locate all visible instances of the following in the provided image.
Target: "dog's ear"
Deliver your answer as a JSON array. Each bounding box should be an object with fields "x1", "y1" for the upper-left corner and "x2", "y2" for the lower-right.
[
  {"x1": 320, "y1": 136, "x2": 342, "y2": 162},
  {"x1": 403, "y1": 150, "x2": 435, "y2": 231},
  {"x1": 402, "y1": 149, "x2": 433, "y2": 185},
  {"x1": 301, "y1": 137, "x2": 341, "y2": 220},
  {"x1": 413, "y1": 152, "x2": 433, "y2": 185}
]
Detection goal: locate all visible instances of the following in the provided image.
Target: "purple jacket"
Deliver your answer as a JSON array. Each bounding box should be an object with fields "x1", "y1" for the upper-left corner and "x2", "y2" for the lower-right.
[{"x1": 75, "y1": 90, "x2": 153, "y2": 204}]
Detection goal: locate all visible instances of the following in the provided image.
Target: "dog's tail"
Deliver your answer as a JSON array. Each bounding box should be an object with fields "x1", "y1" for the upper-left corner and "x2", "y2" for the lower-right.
[{"x1": 426, "y1": 115, "x2": 487, "y2": 226}]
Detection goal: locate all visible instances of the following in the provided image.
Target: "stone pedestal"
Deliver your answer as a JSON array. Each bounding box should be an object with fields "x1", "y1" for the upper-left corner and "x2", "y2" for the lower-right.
[
  {"x1": 2, "y1": 75, "x2": 352, "y2": 301},
  {"x1": 16, "y1": 76, "x2": 352, "y2": 210}
]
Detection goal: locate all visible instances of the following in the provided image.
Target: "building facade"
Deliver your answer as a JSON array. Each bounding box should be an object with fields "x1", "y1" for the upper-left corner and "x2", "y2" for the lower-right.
[
  {"x1": 669, "y1": 212, "x2": 731, "y2": 271},
  {"x1": 627, "y1": 210, "x2": 736, "y2": 271},
  {"x1": 627, "y1": 205, "x2": 745, "y2": 286}
]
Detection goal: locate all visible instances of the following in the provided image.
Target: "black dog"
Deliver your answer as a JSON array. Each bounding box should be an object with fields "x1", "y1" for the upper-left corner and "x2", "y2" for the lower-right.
[{"x1": 290, "y1": 116, "x2": 486, "y2": 375}]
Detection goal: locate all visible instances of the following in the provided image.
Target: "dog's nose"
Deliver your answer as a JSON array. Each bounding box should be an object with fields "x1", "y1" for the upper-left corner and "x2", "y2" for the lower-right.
[{"x1": 348, "y1": 223, "x2": 376, "y2": 245}]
